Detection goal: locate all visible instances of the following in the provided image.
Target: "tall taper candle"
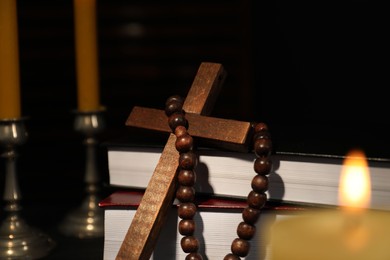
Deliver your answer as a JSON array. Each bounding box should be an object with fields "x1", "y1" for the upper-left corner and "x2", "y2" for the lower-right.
[
  {"x1": 74, "y1": 0, "x2": 100, "y2": 112},
  {"x1": 0, "y1": 0, "x2": 21, "y2": 119}
]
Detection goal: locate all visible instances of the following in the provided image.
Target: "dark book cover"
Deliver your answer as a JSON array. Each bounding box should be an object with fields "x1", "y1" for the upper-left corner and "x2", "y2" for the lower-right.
[{"x1": 99, "y1": 189, "x2": 309, "y2": 213}]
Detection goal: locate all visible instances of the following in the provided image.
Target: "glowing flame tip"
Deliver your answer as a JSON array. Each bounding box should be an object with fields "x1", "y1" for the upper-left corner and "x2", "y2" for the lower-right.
[{"x1": 339, "y1": 149, "x2": 371, "y2": 209}]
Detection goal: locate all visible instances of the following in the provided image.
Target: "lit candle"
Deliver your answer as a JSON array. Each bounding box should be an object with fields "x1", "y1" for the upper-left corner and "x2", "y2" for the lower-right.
[
  {"x1": 0, "y1": 0, "x2": 21, "y2": 120},
  {"x1": 269, "y1": 149, "x2": 390, "y2": 260},
  {"x1": 73, "y1": 0, "x2": 100, "y2": 112}
]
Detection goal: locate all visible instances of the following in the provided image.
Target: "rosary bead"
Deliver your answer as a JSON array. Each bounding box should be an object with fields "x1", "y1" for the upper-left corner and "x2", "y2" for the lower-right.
[
  {"x1": 223, "y1": 253, "x2": 241, "y2": 260},
  {"x1": 185, "y1": 252, "x2": 203, "y2": 260},
  {"x1": 247, "y1": 191, "x2": 267, "y2": 209},
  {"x1": 230, "y1": 238, "x2": 250, "y2": 257},
  {"x1": 165, "y1": 95, "x2": 184, "y2": 116},
  {"x1": 181, "y1": 236, "x2": 199, "y2": 253},
  {"x1": 179, "y1": 219, "x2": 196, "y2": 236},
  {"x1": 253, "y1": 122, "x2": 268, "y2": 133},
  {"x1": 251, "y1": 175, "x2": 269, "y2": 193},
  {"x1": 166, "y1": 95, "x2": 184, "y2": 106},
  {"x1": 176, "y1": 133, "x2": 194, "y2": 153},
  {"x1": 166, "y1": 101, "x2": 183, "y2": 117},
  {"x1": 253, "y1": 157, "x2": 272, "y2": 175},
  {"x1": 242, "y1": 206, "x2": 261, "y2": 225},
  {"x1": 175, "y1": 125, "x2": 188, "y2": 137},
  {"x1": 178, "y1": 202, "x2": 197, "y2": 219},
  {"x1": 252, "y1": 130, "x2": 271, "y2": 142},
  {"x1": 236, "y1": 222, "x2": 256, "y2": 240},
  {"x1": 168, "y1": 112, "x2": 188, "y2": 131},
  {"x1": 176, "y1": 186, "x2": 195, "y2": 202},
  {"x1": 178, "y1": 169, "x2": 196, "y2": 186},
  {"x1": 254, "y1": 138, "x2": 272, "y2": 157},
  {"x1": 179, "y1": 151, "x2": 198, "y2": 170}
]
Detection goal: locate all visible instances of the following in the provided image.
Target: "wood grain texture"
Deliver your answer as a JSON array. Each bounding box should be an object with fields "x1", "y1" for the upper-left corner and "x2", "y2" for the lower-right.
[
  {"x1": 116, "y1": 62, "x2": 230, "y2": 259},
  {"x1": 182, "y1": 62, "x2": 226, "y2": 115},
  {"x1": 126, "y1": 107, "x2": 252, "y2": 152},
  {"x1": 116, "y1": 135, "x2": 178, "y2": 259}
]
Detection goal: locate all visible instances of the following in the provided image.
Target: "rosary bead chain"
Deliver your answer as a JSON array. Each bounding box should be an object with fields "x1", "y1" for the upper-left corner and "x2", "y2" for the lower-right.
[
  {"x1": 166, "y1": 95, "x2": 203, "y2": 260},
  {"x1": 224, "y1": 122, "x2": 272, "y2": 260},
  {"x1": 165, "y1": 95, "x2": 273, "y2": 260}
]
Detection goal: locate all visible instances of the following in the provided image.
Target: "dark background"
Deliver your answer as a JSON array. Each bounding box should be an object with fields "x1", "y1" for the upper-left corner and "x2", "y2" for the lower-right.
[{"x1": 1, "y1": 0, "x2": 388, "y2": 259}]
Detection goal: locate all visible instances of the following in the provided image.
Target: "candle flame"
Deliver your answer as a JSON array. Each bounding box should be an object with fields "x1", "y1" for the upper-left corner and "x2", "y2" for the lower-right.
[{"x1": 339, "y1": 149, "x2": 371, "y2": 209}]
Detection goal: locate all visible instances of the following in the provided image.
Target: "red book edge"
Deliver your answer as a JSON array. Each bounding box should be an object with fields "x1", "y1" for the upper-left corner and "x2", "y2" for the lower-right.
[{"x1": 99, "y1": 190, "x2": 308, "y2": 213}]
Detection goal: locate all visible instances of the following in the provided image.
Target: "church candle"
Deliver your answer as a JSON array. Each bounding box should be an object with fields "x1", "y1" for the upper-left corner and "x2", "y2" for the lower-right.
[
  {"x1": 73, "y1": 0, "x2": 100, "y2": 112},
  {"x1": 0, "y1": 0, "x2": 21, "y2": 119},
  {"x1": 269, "y1": 149, "x2": 390, "y2": 260}
]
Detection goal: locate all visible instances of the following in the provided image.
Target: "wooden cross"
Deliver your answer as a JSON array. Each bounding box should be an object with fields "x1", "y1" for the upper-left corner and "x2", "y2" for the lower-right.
[{"x1": 116, "y1": 62, "x2": 253, "y2": 260}]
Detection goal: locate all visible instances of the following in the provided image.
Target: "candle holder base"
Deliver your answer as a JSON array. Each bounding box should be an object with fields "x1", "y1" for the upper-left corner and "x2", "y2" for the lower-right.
[
  {"x1": 58, "y1": 189, "x2": 104, "y2": 239},
  {"x1": 0, "y1": 119, "x2": 55, "y2": 259},
  {"x1": 0, "y1": 213, "x2": 55, "y2": 259},
  {"x1": 58, "y1": 110, "x2": 105, "y2": 238}
]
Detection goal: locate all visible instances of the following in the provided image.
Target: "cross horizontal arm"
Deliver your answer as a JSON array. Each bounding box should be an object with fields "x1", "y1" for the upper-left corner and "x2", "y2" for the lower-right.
[{"x1": 126, "y1": 106, "x2": 252, "y2": 152}]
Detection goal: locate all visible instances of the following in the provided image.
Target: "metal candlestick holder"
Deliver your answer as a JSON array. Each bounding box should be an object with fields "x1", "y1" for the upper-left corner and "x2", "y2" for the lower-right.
[
  {"x1": 59, "y1": 110, "x2": 105, "y2": 238},
  {"x1": 0, "y1": 119, "x2": 55, "y2": 259}
]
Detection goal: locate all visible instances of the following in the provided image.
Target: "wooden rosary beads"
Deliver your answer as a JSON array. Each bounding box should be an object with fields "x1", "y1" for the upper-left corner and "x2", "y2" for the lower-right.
[
  {"x1": 165, "y1": 95, "x2": 201, "y2": 259},
  {"x1": 222, "y1": 122, "x2": 272, "y2": 259},
  {"x1": 165, "y1": 95, "x2": 272, "y2": 260}
]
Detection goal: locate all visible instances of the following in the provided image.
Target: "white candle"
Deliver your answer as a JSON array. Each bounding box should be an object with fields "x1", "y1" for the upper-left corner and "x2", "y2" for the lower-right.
[
  {"x1": 269, "y1": 149, "x2": 390, "y2": 260},
  {"x1": 270, "y1": 209, "x2": 390, "y2": 260},
  {"x1": 0, "y1": 0, "x2": 21, "y2": 119}
]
